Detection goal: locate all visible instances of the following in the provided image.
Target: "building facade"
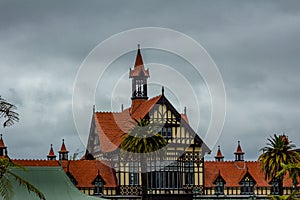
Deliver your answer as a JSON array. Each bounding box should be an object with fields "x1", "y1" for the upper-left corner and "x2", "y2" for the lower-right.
[{"x1": 86, "y1": 47, "x2": 210, "y2": 199}]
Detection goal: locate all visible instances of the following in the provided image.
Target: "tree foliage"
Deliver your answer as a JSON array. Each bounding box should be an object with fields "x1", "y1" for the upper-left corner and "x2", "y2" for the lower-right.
[
  {"x1": 0, "y1": 158, "x2": 46, "y2": 200},
  {"x1": 0, "y1": 96, "x2": 19, "y2": 127}
]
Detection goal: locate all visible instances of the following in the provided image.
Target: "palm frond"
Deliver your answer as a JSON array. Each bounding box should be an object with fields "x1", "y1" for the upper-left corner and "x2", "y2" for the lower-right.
[
  {"x1": 0, "y1": 174, "x2": 13, "y2": 200},
  {"x1": 0, "y1": 96, "x2": 19, "y2": 127}
]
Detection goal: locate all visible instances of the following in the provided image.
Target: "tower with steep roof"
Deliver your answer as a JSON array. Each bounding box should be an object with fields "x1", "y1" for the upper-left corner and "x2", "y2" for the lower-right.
[
  {"x1": 59, "y1": 139, "x2": 69, "y2": 160},
  {"x1": 0, "y1": 134, "x2": 8, "y2": 157},
  {"x1": 47, "y1": 144, "x2": 56, "y2": 160},
  {"x1": 234, "y1": 141, "x2": 244, "y2": 161},
  {"x1": 215, "y1": 145, "x2": 224, "y2": 162},
  {"x1": 129, "y1": 45, "x2": 150, "y2": 101}
]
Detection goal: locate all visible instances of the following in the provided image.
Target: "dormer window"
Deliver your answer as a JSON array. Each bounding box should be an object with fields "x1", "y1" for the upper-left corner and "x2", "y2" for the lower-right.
[
  {"x1": 270, "y1": 178, "x2": 280, "y2": 195},
  {"x1": 93, "y1": 175, "x2": 104, "y2": 195},
  {"x1": 214, "y1": 175, "x2": 225, "y2": 195},
  {"x1": 240, "y1": 174, "x2": 255, "y2": 195}
]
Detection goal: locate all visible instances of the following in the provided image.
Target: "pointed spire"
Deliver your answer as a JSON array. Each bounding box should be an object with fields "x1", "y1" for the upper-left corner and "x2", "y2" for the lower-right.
[
  {"x1": 162, "y1": 86, "x2": 164, "y2": 95},
  {"x1": 59, "y1": 139, "x2": 69, "y2": 160},
  {"x1": 47, "y1": 144, "x2": 56, "y2": 160},
  {"x1": 0, "y1": 134, "x2": 7, "y2": 157},
  {"x1": 129, "y1": 45, "x2": 149, "y2": 78},
  {"x1": 0, "y1": 134, "x2": 6, "y2": 148},
  {"x1": 235, "y1": 141, "x2": 245, "y2": 161},
  {"x1": 184, "y1": 106, "x2": 187, "y2": 115},
  {"x1": 59, "y1": 139, "x2": 68, "y2": 153},
  {"x1": 215, "y1": 145, "x2": 224, "y2": 162}
]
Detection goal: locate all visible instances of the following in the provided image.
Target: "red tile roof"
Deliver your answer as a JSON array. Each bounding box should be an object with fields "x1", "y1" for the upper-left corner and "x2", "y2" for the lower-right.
[
  {"x1": 0, "y1": 134, "x2": 6, "y2": 148},
  {"x1": 59, "y1": 139, "x2": 68, "y2": 153},
  {"x1": 215, "y1": 146, "x2": 224, "y2": 159},
  {"x1": 129, "y1": 47, "x2": 149, "y2": 78},
  {"x1": 205, "y1": 161, "x2": 299, "y2": 187},
  {"x1": 47, "y1": 144, "x2": 56, "y2": 157},
  {"x1": 13, "y1": 159, "x2": 117, "y2": 188},
  {"x1": 95, "y1": 95, "x2": 163, "y2": 153},
  {"x1": 180, "y1": 114, "x2": 189, "y2": 124},
  {"x1": 235, "y1": 141, "x2": 244, "y2": 154},
  {"x1": 66, "y1": 160, "x2": 117, "y2": 188}
]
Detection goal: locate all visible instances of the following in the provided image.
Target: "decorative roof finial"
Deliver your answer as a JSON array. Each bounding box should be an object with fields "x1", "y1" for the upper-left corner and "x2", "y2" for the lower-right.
[
  {"x1": 93, "y1": 105, "x2": 95, "y2": 113},
  {"x1": 184, "y1": 106, "x2": 187, "y2": 115},
  {"x1": 121, "y1": 104, "x2": 124, "y2": 112},
  {"x1": 162, "y1": 86, "x2": 164, "y2": 95},
  {"x1": 138, "y1": 44, "x2": 140, "y2": 50}
]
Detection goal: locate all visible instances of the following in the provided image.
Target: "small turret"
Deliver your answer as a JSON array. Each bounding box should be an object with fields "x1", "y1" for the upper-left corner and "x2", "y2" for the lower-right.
[
  {"x1": 234, "y1": 141, "x2": 244, "y2": 161},
  {"x1": 59, "y1": 139, "x2": 69, "y2": 160},
  {"x1": 215, "y1": 145, "x2": 224, "y2": 162},
  {"x1": 47, "y1": 144, "x2": 56, "y2": 160}
]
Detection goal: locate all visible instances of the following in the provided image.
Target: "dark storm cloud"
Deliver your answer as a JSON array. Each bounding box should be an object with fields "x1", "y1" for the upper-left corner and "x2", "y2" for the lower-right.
[{"x1": 0, "y1": 0, "x2": 300, "y2": 159}]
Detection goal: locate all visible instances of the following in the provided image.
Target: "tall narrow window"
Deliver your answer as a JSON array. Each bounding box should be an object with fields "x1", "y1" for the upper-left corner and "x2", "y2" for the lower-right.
[
  {"x1": 148, "y1": 161, "x2": 181, "y2": 189},
  {"x1": 240, "y1": 175, "x2": 255, "y2": 195},
  {"x1": 93, "y1": 176, "x2": 104, "y2": 195},
  {"x1": 270, "y1": 178, "x2": 280, "y2": 195},
  {"x1": 214, "y1": 176, "x2": 225, "y2": 195},
  {"x1": 184, "y1": 161, "x2": 194, "y2": 185},
  {"x1": 129, "y1": 162, "x2": 139, "y2": 185}
]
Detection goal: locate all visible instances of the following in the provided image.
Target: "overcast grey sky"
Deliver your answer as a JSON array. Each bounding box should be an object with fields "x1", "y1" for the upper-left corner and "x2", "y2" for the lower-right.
[{"x1": 0, "y1": 0, "x2": 300, "y2": 160}]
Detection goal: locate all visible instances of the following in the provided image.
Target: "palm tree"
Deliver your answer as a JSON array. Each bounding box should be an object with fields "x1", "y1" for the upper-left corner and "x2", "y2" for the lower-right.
[
  {"x1": 259, "y1": 134, "x2": 300, "y2": 195},
  {"x1": 0, "y1": 157, "x2": 45, "y2": 200},
  {"x1": 0, "y1": 96, "x2": 19, "y2": 127},
  {"x1": 120, "y1": 118, "x2": 167, "y2": 199},
  {"x1": 0, "y1": 96, "x2": 44, "y2": 199}
]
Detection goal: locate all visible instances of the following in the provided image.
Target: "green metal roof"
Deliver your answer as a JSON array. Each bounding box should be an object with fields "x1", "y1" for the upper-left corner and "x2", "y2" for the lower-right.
[{"x1": 2, "y1": 166, "x2": 105, "y2": 200}]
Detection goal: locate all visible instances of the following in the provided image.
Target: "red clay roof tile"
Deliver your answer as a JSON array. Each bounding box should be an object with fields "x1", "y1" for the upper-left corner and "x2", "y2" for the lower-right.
[
  {"x1": 47, "y1": 144, "x2": 56, "y2": 157},
  {"x1": 129, "y1": 47, "x2": 149, "y2": 78},
  {"x1": 13, "y1": 159, "x2": 117, "y2": 188},
  {"x1": 0, "y1": 134, "x2": 6, "y2": 148},
  {"x1": 204, "y1": 161, "x2": 299, "y2": 187}
]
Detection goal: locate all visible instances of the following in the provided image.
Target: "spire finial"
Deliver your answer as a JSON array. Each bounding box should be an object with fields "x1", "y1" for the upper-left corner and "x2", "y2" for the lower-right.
[
  {"x1": 138, "y1": 44, "x2": 140, "y2": 50},
  {"x1": 51, "y1": 144, "x2": 53, "y2": 148},
  {"x1": 218, "y1": 145, "x2": 220, "y2": 150},
  {"x1": 121, "y1": 104, "x2": 124, "y2": 112},
  {"x1": 162, "y1": 86, "x2": 164, "y2": 95},
  {"x1": 0, "y1": 134, "x2": 2, "y2": 138},
  {"x1": 93, "y1": 105, "x2": 95, "y2": 113},
  {"x1": 62, "y1": 139, "x2": 64, "y2": 143},
  {"x1": 184, "y1": 106, "x2": 187, "y2": 115}
]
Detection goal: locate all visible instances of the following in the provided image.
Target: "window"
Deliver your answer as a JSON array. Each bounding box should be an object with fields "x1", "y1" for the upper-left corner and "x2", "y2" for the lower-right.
[
  {"x1": 240, "y1": 176, "x2": 255, "y2": 195},
  {"x1": 159, "y1": 127, "x2": 172, "y2": 138},
  {"x1": 93, "y1": 176, "x2": 104, "y2": 195},
  {"x1": 214, "y1": 177, "x2": 225, "y2": 195},
  {"x1": 129, "y1": 162, "x2": 139, "y2": 185},
  {"x1": 184, "y1": 161, "x2": 194, "y2": 185},
  {"x1": 147, "y1": 161, "x2": 181, "y2": 189},
  {"x1": 270, "y1": 178, "x2": 280, "y2": 195}
]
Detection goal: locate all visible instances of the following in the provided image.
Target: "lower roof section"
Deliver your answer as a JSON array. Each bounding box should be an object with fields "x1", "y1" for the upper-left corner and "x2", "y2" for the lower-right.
[{"x1": 6, "y1": 167, "x2": 105, "y2": 200}]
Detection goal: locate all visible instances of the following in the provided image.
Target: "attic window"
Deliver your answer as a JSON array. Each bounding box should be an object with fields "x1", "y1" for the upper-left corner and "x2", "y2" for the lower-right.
[
  {"x1": 270, "y1": 178, "x2": 280, "y2": 195},
  {"x1": 214, "y1": 176, "x2": 225, "y2": 195},
  {"x1": 93, "y1": 176, "x2": 104, "y2": 195},
  {"x1": 240, "y1": 175, "x2": 255, "y2": 195}
]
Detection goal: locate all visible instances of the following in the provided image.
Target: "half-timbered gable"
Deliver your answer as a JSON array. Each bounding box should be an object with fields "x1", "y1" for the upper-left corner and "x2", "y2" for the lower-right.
[{"x1": 85, "y1": 46, "x2": 210, "y2": 199}]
